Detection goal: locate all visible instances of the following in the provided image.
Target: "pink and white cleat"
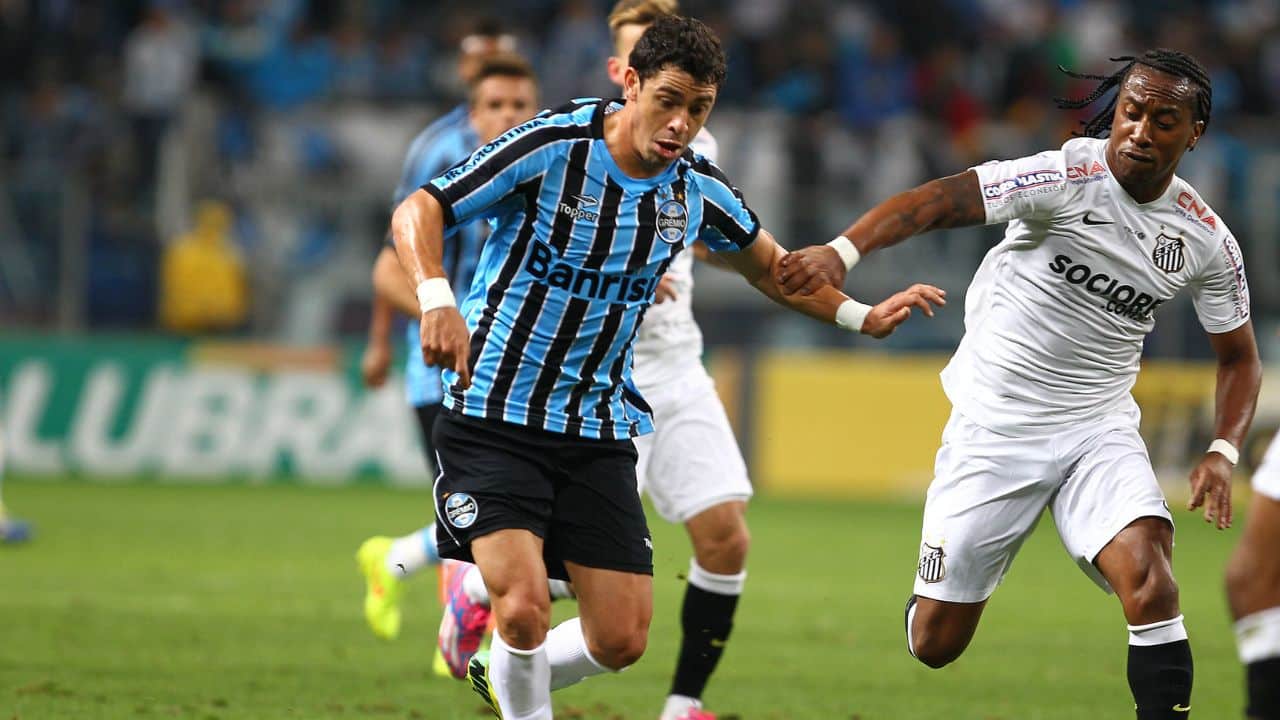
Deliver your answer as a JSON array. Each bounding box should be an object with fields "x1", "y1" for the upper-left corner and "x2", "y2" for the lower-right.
[
  {"x1": 661, "y1": 696, "x2": 716, "y2": 720},
  {"x1": 436, "y1": 560, "x2": 492, "y2": 679}
]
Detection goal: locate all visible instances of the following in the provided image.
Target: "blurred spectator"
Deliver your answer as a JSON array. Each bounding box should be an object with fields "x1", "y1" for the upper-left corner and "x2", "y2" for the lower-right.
[
  {"x1": 159, "y1": 200, "x2": 247, "y2": 333},
  {"x1": 122, "y1": 1, "x2": 197, "y2": 195}
]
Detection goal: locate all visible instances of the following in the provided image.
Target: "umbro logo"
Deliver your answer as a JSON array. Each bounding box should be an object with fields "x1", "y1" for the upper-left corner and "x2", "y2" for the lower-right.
[
  {"x1": 1082, "y1": 212, "x2": 1114, "y2": 226},
  {"x1": 572, "y1": 193, "x2": 599, "y2": 208}
]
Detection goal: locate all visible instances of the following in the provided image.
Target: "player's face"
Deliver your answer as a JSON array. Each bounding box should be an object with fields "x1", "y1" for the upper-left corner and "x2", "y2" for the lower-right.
[
  {"x1": 606, "y1": 22, "x2": 647, "y2": 88},
  {"x1": 458, "y1": 37, "x2": 504, "y2": 84},
  {"x1": 1106, "y1": 66, "x2": 1205, "y2": 194},
  {"x1": 623, "y1": 65, "x2": 716, "y2": 171},
  {"x1": 469, "y1": 76, "x2": 538, "y2": 144}
]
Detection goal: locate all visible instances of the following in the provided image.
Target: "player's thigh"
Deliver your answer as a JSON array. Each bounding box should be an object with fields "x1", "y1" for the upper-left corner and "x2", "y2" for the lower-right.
[
  {"x1": 914, "y1": 411, "x2": 1060, "y2": 604},
  {"x1": 1228, "y1": 493, "x2": 1280, "y2": 617},
  {"x1": 565, "y1": 560, "x2": 653, "y2": 664},
  {"x1": 431, "y1": 412, "x2": 557, "y2": 566},
  {"x1": 414, "y1": 402, "x2": 442, "y2": 463},
  {"x1": 548, "y1": 437, "x2": 654, "y2": 579},
  {"x1": 1051, "y1": 422, "x2": 1172, "y2": 594},
  {"x1": 640, "y1": 383, "x2": 752, "y2": 524}
]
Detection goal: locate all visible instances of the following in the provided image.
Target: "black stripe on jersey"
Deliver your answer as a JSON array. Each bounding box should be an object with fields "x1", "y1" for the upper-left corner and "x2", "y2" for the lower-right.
[
  {"x1": 625, "y1": 188, "x2": 660, "y2": 271},
  {"x1": 522, "y1": 142, "x2": 605, "y2": 418},
  {"x1": 450, "y1": 177, "x2": 543, "y2": 415},
  {"x1": 429, "y1": 122, "x2": 590, "y2": 228},
  {"x1": 701, "y1": 196, "x2": 759, "y2": 249},
  {"x1": 547, "y1": 141, "x2": 592, "y2": 256},
  {"x1": 558, "y1": 177, "x2": 627, "y2": 435}
]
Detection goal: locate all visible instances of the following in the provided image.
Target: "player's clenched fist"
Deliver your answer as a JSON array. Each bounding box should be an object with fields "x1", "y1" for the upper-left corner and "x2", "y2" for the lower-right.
[
  {"x1": 420, "y1": 307, "x2": 472, "y2": 389},
  {"x1": 862, "y1": 284, "x2": 946, "y2": 338}
]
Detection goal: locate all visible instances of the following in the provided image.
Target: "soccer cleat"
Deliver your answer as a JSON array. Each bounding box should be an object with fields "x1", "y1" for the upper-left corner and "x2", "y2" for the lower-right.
[
  {"x1": 467, "y1": 650, "x2": 502, "y2": 718},
  {"x1": 437, "y1": 560, "x2": 492, "y2": 679},
  {"x1": 672, "y1": 711, "x2": 716, "y2": 720},
  {"x1": 0, "y1": 515, "x2": 31, "y2": 544},
  {"x1": 661, "y1": 696, "x2": 715, "y2": 720},
  {"x1": 357, "y1": 536, "x2": 404, "y2": 640},
  {"x1": 431, "y1": 646, "x2": 453, "y2": 678}
]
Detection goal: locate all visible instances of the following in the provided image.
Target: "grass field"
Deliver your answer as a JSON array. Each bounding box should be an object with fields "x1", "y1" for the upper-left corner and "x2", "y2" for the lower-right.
[{"x1": 0, "y1": 478, "x2": 1252, "y2": 719}]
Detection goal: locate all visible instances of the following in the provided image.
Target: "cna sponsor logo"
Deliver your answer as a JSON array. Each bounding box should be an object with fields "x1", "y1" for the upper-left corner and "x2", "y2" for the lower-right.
[
  {"x1": 982, "y1": 170, "x2": 1065, "y2": 200},
  {"x1": 1066, "y1": 160, "x2": 1108, "y2": 184},
  {"x1": 524, "y1": 240, "x2": 657, "y2": 302},
  {"x1": 1048, "y1": 254, "x2": 1168, "y2": 321},
  {"x1": 1176, "y1": 191, "x2": 1218, "y2": 231}
]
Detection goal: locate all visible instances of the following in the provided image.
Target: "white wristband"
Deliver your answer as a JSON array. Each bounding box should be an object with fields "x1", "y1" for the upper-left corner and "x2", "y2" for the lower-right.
[
  {"x1": 835, "y1": 299, "x2": 873, "y2": 333},
  {"x1": 416, "y1": 278, "x2": 456, "y2": 314},
  {"x1": 826, "y1": 235, "x2": 861, "y2": 271},
  {"x1": 1208, "y1": 438, "x2": 1239, "y2": 465}
]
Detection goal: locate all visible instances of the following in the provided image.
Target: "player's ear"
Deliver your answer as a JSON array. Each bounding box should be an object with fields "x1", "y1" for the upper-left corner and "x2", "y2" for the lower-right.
[
  {"x1": 607, "y1": 56, "x2": 624, "y2": 87},
  {"x1": 1187, "y1": 119, "x2": 1205, "y2": 151},
  {"x1": 623, "y1": 67, "x2": 641, "y2": 102}
]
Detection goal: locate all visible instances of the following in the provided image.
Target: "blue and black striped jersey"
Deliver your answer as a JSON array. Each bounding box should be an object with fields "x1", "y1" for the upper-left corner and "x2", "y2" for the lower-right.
[
  {"x1": 422, "y1": 98, "x2": 759, "y2": 440},
  {"x1": 391, "y1": 105, "x2": 485, "y2": 408}
]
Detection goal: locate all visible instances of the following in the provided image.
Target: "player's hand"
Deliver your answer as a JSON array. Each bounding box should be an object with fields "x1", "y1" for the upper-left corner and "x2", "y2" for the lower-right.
[
  {"x1": 360, "y1": 341, "x2": 392, "y2": 389},
  {"x1": 1187, "y1": 452, "x2": 1233, "y2": 529},
  {"x1": 861, "y1": 284, "x2": 947, "y2": 338},
  {"x1": 778, "y1": 245, "x2": 848, "y2": 296},
  {"x1": 421, "y1": 307, "x2": 472, "y2": 389},
  {"x1": 655, "y1": 274, "x2": 678, "y2": 304}
]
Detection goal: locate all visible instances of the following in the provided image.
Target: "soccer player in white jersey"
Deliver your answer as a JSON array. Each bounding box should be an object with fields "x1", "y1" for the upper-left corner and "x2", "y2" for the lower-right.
[
  {"x1": 779, "y1": 49, "x2": 1258, "y2": 719},
  {"x1": 1227, "y1": 438, "x2": 1280, "y2": 719}
]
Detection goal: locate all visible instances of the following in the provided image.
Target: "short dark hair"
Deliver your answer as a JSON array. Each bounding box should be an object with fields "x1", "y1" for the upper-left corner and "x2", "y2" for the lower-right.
[
  {"x1": 1055, "y1": 49, "x2": 1213, "y2": 138},
  {"x1": 628, "y1": 15, "x2": 726, "y2": 90},
  {"x1": 468, "y1": 53, "x2": 537, "y2": 97}
]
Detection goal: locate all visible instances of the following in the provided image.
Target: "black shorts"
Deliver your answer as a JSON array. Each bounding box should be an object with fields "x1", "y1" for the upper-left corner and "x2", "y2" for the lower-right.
[
  {"x1": 414, "y1": 402, "x2": 443, "y2": 460},
  {"x1": 431, "y1": 410, "x2": 653, "y2": 581}
]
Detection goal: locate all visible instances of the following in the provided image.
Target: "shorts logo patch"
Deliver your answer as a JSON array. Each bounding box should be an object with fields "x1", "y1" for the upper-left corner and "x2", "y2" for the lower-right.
[
  {"x1": 444, "y1": 492, "x2": 478, "y2": 529},
  {"x1": 918, "y1": 543, "x2": 946, "y2": 584},
  {"x1": 656, "y1": 199, "x2": 687, "y2": 244}
]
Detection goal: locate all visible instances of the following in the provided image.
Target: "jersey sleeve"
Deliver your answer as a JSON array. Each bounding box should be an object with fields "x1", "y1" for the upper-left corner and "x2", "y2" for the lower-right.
[
  {"x1": 971, "y1": 149, "x2": 1070, "y2": 225},
  {"x1": 423, "y1": 119, "x2": 557, "y2": 229},
  {"x1": 693, "y1": 161, "x2": 760, "y2": 252},
  {"x1": 1190, "y1": 232, "x2": 1251, "y2": 333}
]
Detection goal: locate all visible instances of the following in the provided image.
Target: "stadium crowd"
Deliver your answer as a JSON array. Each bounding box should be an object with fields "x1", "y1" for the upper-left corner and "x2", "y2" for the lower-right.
[{"x1": 2, "y1": 0, "x2": 1279, "y2": 348}]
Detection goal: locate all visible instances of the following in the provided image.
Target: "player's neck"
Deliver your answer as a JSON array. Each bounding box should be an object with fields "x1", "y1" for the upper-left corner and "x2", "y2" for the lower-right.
[{"x1": 603, "y1": 108, "x2": 668, "y2": 180}]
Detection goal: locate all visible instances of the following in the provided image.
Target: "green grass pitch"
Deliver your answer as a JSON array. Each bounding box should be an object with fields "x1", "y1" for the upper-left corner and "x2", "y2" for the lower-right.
[{"x1": 0, "y1": 479, "x2": 1250, "y2": 719}]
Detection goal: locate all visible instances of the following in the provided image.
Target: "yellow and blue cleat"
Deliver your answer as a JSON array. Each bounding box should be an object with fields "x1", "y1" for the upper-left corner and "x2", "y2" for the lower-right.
[
  {"x1": 467, "y1": 650, "x2": 502, "y2": 718},
  {"x1": 0, "y1": 505, "x2": 31, "y2": 544},
  {"x1": 356, "y1": 536, "x2": 404, "y2": 640}
]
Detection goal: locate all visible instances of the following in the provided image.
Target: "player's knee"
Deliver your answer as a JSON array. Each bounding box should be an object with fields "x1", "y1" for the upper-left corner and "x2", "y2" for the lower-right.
[
  {"x1": 492, "y1": 591, "x2": 551, "y2": 648},
  {"x1": 586, "y1": 625, "x2": 648, "y2": 670},
  {"x1": 692, "y1": 519, "x2": 751, "y2": 572},
  {"x1": 1226, "y1": 548, "x2": 1254, "y2": 603},
  {"x1": 1125, "y1": 566, "x2": 1180, "y2": 622},
  {"x1": 911, "y1": 631, "x2": 964, "y2": 669}
]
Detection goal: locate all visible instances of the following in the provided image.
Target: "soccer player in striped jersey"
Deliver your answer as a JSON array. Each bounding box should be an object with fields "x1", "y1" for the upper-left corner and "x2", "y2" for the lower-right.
[
  {"x1": 393, "y1": 16, "x2": 944, "y2": 719},
  {"x1": 1227, "y1": 439, "x2": 1280, "y2": 719},
  {"x1": 780, "y1": 49, "x2": 1258, "y2": 720},
  {"x1": 356, "y1": 52, "x2": 542, "y2": 643}
]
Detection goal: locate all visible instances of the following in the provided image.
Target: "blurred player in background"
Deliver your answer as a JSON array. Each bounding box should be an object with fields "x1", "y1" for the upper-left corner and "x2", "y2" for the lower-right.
[
  {"x1": 780, "y1": 49, "x2": 1257, "y2": 720},
  {"x1": 1227, "y1": 440, "x2": 1280, "y2": 719},
  {"x1": 0, "y1": 422, "x2": 32, "y2": 543},
  {"x1": 393, "y1": 16, "x2": 942, "y2": 719},
  {"x1": 356, "y1": 42, "x2": 543, "y2": 647}
]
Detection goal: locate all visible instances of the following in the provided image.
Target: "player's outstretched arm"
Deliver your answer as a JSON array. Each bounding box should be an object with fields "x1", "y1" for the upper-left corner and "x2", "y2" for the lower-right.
[
  {"x1": 1188, "y1": 322, "x2": 1262, "y2": 530},
  {"x1": 777, "y1": 169, "x2": 985, "y2": 295},
  {"x1": 373, "y1": 245, "x2": 420, "y2": 317},
  {"x1": 391, "y1": 189, "x2": 472, "y2": 388},
  {"x1": 720, "y1": 229, "x2": 945, "y2": 338}
]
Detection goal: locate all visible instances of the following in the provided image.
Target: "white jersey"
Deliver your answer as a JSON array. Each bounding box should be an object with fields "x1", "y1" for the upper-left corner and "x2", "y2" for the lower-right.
[
  {"x1": 632, "y1": 128, "x2": 720, "y2": 386},
  {"x1": 941, "y1": 137, "x2": 1250, "y2": 435}
]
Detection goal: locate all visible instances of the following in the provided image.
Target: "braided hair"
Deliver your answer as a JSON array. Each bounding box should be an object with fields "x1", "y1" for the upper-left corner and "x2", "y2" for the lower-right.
[{"x1": 1054, "y1": 49, "x2": 1212, "y2": 139}]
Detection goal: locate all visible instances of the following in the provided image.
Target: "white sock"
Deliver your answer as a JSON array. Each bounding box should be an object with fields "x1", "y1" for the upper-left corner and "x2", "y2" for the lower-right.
[
  {"x1": 687, "y1": 558, "x2": 747, "y2": 595},
  {"x1": 490, "y1": 633, "x2": 552, "y2": 720},
  {"x1": 548, "y1": 579, "x2": 575, "y2": 601},
  {"x1": 462, "y1": 564, "x2": 491, "y2": 604},
  {"x1": 662, "y1": 695, "x2": 702, "y2": 718},
  {"x1": 385, "y1": 528, "x2": 432, "y2": 577},
  {"x1": 1236, "y1": 606, "x2": 1280, "y2": 663},
  {"x1": 546, "y1": 617, "x2": 610, "y2": 690},
  {"x1": 1127, "y1": 614, "x2": 1188, "y2": 646}
]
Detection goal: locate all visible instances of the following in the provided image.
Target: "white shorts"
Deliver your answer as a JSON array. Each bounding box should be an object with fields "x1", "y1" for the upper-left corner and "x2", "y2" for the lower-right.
[
  {"x1": 633, "y1": 363, "x2": 752, "y2": 524},
  {"x1": 914, "y1": 409, "x2": 1172, "y2": 603},
  {"x1": 1253, "y1": 435, "x2": 1280, "y2": 501}
]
